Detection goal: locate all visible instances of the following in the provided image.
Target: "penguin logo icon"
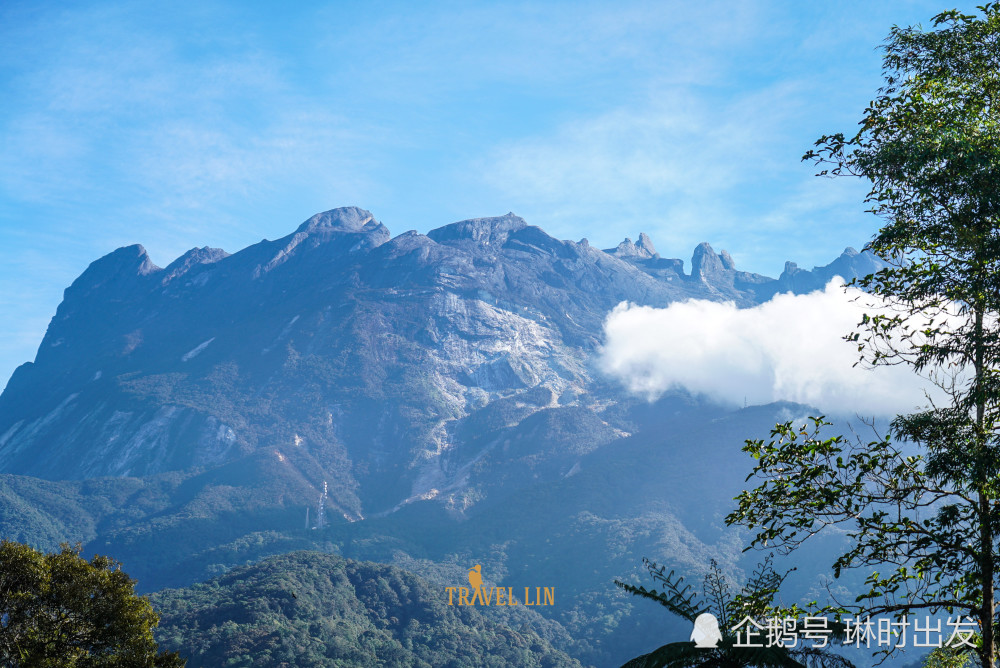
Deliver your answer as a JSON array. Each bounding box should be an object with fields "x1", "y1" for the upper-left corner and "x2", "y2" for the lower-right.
[
  {"x1": 690, "y1": 613, "x2": 722, "y2": 648},
  {"x1": 468, "y1": 564, "x2": 482, "y2": 590}
]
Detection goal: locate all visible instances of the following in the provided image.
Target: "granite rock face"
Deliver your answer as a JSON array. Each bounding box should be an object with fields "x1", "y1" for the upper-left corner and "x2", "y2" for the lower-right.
[{"x1": 0, "y1": 207, "x2": 884, "y2": 517}]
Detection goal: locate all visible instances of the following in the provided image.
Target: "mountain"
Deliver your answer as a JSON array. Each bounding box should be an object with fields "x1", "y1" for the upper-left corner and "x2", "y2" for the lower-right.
[
  {"x1": 0, "y1": 207, "x2": 885, "y2": 666},
  {"x1": 0, "y1": 208, "x2": 879, "y2": 504}
]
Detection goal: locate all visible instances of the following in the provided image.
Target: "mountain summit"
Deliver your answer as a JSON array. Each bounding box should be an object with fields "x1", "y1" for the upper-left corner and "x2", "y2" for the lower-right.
[{"x1": 0, "y1": 208, "x2": 881, "y2": 516}]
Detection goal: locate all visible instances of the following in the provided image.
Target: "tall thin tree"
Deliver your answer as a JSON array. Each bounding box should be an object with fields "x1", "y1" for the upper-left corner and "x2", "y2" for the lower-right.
[{"x1": 729, "y1": 6, "x2": 1000, "y2": 667}]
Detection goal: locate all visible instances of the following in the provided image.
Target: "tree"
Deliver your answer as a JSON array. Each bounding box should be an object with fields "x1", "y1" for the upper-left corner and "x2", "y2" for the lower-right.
[
  {"x1": 614, "y1": 556, "x2": 853, "y2": 668},
  {"x1": 0, "y1": 540, "x2": 185, "y2": 667},
  {"x1": 727, "y1": 5, "x2": 1000, "y2": 667},
  {"x1": 922, "y1": 646, "x2": 979, "y2": 668}
]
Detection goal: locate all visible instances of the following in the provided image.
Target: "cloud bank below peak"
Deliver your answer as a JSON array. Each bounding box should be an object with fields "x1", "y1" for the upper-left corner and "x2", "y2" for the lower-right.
[{"x1": 598, "y1": 279, "x2": 949, "y2": 417}]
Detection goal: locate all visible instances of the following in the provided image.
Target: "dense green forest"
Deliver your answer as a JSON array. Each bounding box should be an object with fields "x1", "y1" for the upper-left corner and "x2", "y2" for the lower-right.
[{"x1": 151, "y1": 551, "x2": 582, "y2": 667}]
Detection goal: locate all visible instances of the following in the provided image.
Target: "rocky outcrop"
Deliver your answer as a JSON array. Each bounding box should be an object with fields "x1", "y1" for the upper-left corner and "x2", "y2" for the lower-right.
[
  {"x1": 691, "y1": 242, "x2": 731, "y2": 284},
  {"x1": 745, "y1": 246, "x2": 886, "y2": 300},
  {"x1": 604, "y1": 232, "x2": 658, "y2": 260}
]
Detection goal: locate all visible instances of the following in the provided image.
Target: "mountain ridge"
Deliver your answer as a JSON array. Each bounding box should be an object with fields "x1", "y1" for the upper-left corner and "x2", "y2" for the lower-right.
[{"x1": 0, "y1": 207, "x2": 881, "y2": 495}]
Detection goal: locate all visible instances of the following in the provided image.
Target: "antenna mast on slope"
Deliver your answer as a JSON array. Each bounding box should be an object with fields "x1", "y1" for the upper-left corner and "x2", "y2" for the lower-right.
[{"x1": 316, "y1": 481, "x2": 328, "y2": 530}]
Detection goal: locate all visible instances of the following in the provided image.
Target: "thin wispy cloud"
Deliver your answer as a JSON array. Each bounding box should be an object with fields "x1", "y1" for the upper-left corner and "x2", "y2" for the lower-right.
[
  {"x1": 479, "y1": 75, "x2": 875, "y2": 274},
  {"x1": 484, "y1": 85, "x2": 785, "y2": 204},
  {"x1": 1, "y1": 3, "x2": 385, "y2": 236}
]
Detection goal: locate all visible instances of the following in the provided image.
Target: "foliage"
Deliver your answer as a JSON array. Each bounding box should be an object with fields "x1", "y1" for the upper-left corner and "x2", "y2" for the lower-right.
[
  {"x1": 727, "y1": 419, "x2": 984, "y2": 661},
  {"x1": 152, "y1": 550, "x2": 580, "y2": 668},
  {"x1": 731, "y1": 4, "x2": 1000, "y2": 668},
  {"x1": 0, "y1": 539, "x2": 184, "y2": 667},
  {"x1": 614, "y1": 557, "x2": 853, "y2": 668},
  {"x1": 923, "y1": 646, "x2": 979, "y2": 668}
]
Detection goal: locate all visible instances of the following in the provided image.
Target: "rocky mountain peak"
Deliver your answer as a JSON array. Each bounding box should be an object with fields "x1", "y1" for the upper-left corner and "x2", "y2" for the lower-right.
[
  {"x1": 604, "y1": 232, "x2": 658, "y2": 260},
  {"x1": 162, "y1": 247, "x2": 229, "y2": 284},
  {"x1": 774, "y1": 246, "x2": 884, "y2": 296},
  {"x1": 64, "y1": 244, "x2": 160, "y2": 300},
  {"x1": 719, "y1": 249, "x2": 736, "y2": 270},
  {"x1": 691, "y1": 242, "x2": 733, "y2": 282},
  {"x1": 256, "y1": 207, "x2": 391, "y2": 276},
  {"x1": 637, "y1": 232, "x2": 657, "y2": 257},
  {"x1": 426, "y1": 212, "x2": 528, "y2": 247},
  {"x1": 295, "y1": 206, "x2": 381, "y2": 235}
]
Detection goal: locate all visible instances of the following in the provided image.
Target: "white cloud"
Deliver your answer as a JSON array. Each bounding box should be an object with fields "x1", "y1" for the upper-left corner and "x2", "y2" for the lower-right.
[{"x1": 598, "y1": 279, "x2": 955, "y2": 416}]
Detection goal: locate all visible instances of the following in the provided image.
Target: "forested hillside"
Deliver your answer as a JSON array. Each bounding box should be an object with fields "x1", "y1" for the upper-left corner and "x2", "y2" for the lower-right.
[{"x1": 152, "y1": 551, "x2": 582, "y2": 668}]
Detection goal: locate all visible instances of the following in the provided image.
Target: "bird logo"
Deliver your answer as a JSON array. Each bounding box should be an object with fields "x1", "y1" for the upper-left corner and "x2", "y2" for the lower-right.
[{"x1": 468, "y1": 564, "x2": 482, "y2": 590}]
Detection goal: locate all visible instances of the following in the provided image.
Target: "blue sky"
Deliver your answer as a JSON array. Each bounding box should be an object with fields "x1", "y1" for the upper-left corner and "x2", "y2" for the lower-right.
[{"x1": 0, "y1": 0, "x2": 946, "y2": 387}]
